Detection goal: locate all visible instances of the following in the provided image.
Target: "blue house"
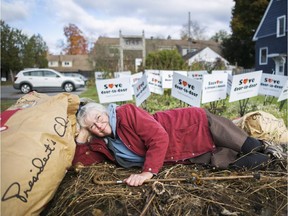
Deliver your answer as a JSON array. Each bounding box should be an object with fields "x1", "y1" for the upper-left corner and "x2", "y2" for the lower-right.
[{"x1": 253, "y1": 0, "x2": 287, "y2": 76}]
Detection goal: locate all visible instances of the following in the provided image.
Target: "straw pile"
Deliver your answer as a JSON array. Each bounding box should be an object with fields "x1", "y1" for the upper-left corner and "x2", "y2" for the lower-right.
[{"x1": 42, "y1": 160, "x2": 287, "y2": 216}]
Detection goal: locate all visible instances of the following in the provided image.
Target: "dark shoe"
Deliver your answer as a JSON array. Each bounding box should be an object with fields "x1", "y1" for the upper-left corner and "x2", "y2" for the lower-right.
[{"x1": 262, "y1": 140, "x2": 287, "y2": 160}]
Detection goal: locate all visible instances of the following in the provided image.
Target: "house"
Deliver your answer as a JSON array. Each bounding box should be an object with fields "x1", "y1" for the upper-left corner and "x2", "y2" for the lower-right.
[
  {"x1": 183, "y1": 47, "x2": 230, "y2": 67},
  {"x1": 47, "y1": 35, "x2": 224, "y2": 74},
  {"x1": 47, "y1": 54, "x2": 95, "y2": 76},
  {"x1": 253, "y1": 0, "x2": 287, "y2": 76},
  {"x1": 93, "y1": 35, "x2": 223, "y2": 72}
]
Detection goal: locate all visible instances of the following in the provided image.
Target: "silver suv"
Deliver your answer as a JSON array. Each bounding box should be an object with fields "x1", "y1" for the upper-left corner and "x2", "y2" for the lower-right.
[{"x1": 13, "y1": 68, "x2": 85, "y2": 93}]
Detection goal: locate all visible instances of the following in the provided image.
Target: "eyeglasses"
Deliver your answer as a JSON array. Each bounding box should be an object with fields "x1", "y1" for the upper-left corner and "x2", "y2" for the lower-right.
[
  {"x1": 89, "y1": 112, "x2": 106, "y2": 130},
  {"x1": 94, "y1": 112, "x2": 105, "y2": 123}
]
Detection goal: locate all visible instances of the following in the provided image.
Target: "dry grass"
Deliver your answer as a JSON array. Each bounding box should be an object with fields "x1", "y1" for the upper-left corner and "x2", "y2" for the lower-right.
[{"x1": 42, "y1": 161, "x2": 287, "y2": 216}]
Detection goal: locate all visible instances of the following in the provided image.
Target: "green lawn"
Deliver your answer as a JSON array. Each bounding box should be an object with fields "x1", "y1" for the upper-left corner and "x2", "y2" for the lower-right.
[{"x1": 1, "y1": 81, "x2": 287, "y2": 126}]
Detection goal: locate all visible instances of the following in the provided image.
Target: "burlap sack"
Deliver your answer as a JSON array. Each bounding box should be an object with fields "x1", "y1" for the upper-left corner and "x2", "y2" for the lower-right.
[
  {"x1": 233, "y1": 111, "x2": 288, "y2": 145},
  {"x1": 1, "y1": 92, "x2": 80, "y2": 215}
]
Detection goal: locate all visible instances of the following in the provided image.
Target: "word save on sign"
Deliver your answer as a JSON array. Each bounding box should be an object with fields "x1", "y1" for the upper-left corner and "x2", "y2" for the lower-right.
[
  {"x1": 96, "y1": 77, "x2": 132, "y2": 103},
  {"x1": 229, "y1": 71, "x2": 262, "y2": 102}
]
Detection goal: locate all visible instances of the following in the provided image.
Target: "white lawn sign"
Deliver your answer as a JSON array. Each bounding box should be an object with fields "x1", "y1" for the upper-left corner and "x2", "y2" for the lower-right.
[
  {"x1": 161, "y1": 70, "x2": 188, "y2": 89},
  {"x1": 171, "y1": 72, "x2": 202, "y2": 107},
  {"x1": 116, "y1": 72, "x2": 143, "y2": 93},
  {"x1": 212, "y1": 70, "x2": 232, "y2": 75},
  {"x1": 96, "y1": 77, "x2": 132, "y2": 103},
  {"x1": 114, "y1": 71, "x2": 131, "y2": 78},
  {"x1": 161, "y1": 70, "x2": 174, "y2": 89},
  {"x1": 202, "y1": 73, "x2": 228, "y2": 104},
  {"x1": 278, "y1": 80, "x2": 288, "y2": 102},
  {"x1": 227, "y1": 73, "x2": 233, "y2": 95},
  {"x1": 187, "y1": 70, "x2": 208, "y2": 82},
  {"x1": 145, "y1": 69, "x2": 160, "y2": 76},
  {"x1": 229, "y1": 71, "x2": 262, "y2": 102},
  {"x1": 147, "y1": 73, "x2": 164, "y2": 95},
  {"x1": 259, "y1": 74, "x2": 288, "y2": 97},
  {"x1": 131, "y1": 72, "x2": 143, "y2": 85},
  {"x1": 129, "y1": 72, "x2": 144, "y2": 95},
  {"x1": 133, "y1": 74, "x2": 151, "y2": 107},
  {"x1": 95, "y1": 71, "x2": 106, "y2": 79}
]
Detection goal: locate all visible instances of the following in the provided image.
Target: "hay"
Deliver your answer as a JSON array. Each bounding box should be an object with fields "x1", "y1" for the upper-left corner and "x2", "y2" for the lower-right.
[{"x1": 42, "y1": 162, "x2": 287, "y2": 216}]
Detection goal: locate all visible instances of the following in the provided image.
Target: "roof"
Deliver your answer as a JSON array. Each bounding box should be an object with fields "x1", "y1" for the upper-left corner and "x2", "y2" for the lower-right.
[
  {"x1": 47, "y1": 54, "x2": 93, "y2": 72},
  {"x1": 95, "y1": 36, "x2": 222, "y2": 55},
  {"x1": 253, "y1": 0, "x2": 287, "y2": 41}
]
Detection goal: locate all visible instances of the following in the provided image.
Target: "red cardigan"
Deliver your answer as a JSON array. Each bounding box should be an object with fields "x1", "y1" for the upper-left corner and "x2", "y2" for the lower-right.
[{"x1": 72, "y1": 104, "x2": 215, "y2": 173}]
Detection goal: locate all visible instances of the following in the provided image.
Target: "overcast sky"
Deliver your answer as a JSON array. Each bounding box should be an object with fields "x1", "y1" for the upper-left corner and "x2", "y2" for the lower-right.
[{"x1": 2, "y1": 0, "x2": 235, "y2": 54}]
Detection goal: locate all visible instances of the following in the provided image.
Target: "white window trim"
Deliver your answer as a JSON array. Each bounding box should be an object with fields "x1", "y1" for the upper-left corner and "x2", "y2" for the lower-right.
[
  {"x1": 259, "y1": 47, "x2": 268, "y2": 65},
  {"x1": 48, "y1": 61, "x2": 59, "y2": 67},
  {"x1": 277, "y1": 15, "x2": 286, "y2": 37},
  {"x1": 62, "y1": 61, "x2": 72, "y2": 67},
  {"x1": 278, "y1": 61, "x2": 284, "y2": 73}
]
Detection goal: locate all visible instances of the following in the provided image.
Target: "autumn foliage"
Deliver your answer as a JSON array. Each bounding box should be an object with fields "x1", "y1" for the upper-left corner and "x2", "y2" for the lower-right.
[{"x1": 63, "y1": 23, "x2": 88, "y2": 55}]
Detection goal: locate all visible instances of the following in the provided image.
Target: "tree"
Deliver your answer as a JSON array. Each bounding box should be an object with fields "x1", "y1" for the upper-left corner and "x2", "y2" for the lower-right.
[
  {"x1": 221, "y1": 0, "x2": 270, "y2": 68},
  {"x1": 210, "y1": 30, "x2": 230, "y2": 42},
  {"x1": 23, "y1": 34, "x2": 48, "y2": 68},
  {"x1": 1, "y1": 21, "x2": 25, "y2": 78},
  {"x1": 63, "y1": 23, "x2": 88, "y2": 55},
  {"x1": 180, "y1": 20, "x2": 206, "y2": 40},
  {"x1": 145, "y1": 50, "x2": 186, "y2": 70},
  {"x1": 1, "y1": 20, "x2": 48, "y2": 80}
]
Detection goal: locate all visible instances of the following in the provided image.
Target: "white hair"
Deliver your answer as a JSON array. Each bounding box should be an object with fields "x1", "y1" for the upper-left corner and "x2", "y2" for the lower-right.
[{"x1": 77, "y1": 102, "x2": 108, "y2": 128}]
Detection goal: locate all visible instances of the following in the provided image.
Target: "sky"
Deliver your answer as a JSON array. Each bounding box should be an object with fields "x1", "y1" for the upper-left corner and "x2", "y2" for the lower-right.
[{"x1": 2, "y1": 0, "x2": 235, "y2": 54}]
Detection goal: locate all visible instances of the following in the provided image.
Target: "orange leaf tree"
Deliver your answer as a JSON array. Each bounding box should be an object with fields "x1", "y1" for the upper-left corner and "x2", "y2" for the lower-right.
[{"x1": 63, "y1": 23, "x2": 88, "y2": 55}]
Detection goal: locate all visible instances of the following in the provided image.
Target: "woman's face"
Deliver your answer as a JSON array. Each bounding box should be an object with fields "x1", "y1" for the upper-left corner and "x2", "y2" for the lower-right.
[{"x1": 84, "y1": 110, "x2": 112, "y2": 137}]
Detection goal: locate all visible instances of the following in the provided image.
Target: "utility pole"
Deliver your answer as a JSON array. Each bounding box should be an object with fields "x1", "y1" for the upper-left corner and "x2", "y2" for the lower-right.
[{"x1": 188, "y1": 12, "x2": 191, "y2": 54}]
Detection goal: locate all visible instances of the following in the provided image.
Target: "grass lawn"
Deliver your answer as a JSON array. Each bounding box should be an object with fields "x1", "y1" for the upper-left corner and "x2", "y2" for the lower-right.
[{"x1": 1, "y1": 80, "x2": 287, "y2": 126}]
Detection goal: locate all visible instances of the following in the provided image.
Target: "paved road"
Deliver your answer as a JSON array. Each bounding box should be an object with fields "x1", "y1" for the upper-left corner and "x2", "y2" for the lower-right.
[{"x1": 1, "y1": 85, "x2": 86, "y2": 100}]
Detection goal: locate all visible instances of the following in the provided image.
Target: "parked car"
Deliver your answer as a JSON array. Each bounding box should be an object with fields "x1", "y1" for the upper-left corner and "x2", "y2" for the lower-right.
[
  {"x1": 62, "y1": 73, "x2": 89, "y2": 85},
  {"x1": 13, "y1": 68, "x2": 85, "y2": 94}
]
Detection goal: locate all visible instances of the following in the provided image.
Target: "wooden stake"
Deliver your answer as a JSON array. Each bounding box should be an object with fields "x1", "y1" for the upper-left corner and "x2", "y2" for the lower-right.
[{"x1": 93, "y1": 174, "x2": 287, "y2": 185}]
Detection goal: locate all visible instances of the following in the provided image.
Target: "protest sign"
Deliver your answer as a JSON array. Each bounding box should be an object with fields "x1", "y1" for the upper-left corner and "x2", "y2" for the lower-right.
[
  {"x1": 161, "y1": 70, "x2": 188, "y2": 89},
  {"x1": 187, "y1": 70, "x2": 208, "y2": 82},
  {"x1": 147, "y1": 73, "x2": 164, "y2": 95},
  {"x1": 145, "y1": 69, "x2": 160, "y2": 76},
  {"x1": 114, "y1": 71, "x2": 131, "y2": 78},
  {"x1": 133, "y1": 75, "x2": 151, "y2": 106},
  {"x1": 171, "y1": 72, "x2": 202, "y2": 107},
  {"x1": 131, "y1": 72, "x2": 143, "y2": 85},
  {"x1": 96, "y1": 77, "x2": 132, "y2": 103},
  {"x1": 227, "y1": 73, "x2": 233, "y2": 95},
  {"x1": 202, "y1": 73, "x2": 228, "y2": 104},
  {"x1": 212, "y1": 70, "x2": 232, "y2": 75},
  {"x1": 95, "y1": 71, "x2": 106, "y2": 79},
  {"x1": 161, "y1": 70, "x2": 174, "y2": 89},
  {"x1": 259, "y1": 74, "x2": 287, "y2": 97},
  {"x1": 278, "y1": 80, "x2": 288, "y2": 102},
  {"x1": 229, "y1": 71, "x2": 262, "y2": 102}
]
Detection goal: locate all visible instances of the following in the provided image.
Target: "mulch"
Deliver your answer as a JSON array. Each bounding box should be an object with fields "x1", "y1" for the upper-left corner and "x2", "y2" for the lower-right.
[{"x1": 42, "y1": 160, "x2": 287, "y2": 216}]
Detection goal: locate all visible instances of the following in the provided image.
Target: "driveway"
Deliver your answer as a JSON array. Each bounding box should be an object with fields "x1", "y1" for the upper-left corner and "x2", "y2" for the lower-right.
[{"x1": 1, "y1": 85, "x2": 86, "y2": 100}]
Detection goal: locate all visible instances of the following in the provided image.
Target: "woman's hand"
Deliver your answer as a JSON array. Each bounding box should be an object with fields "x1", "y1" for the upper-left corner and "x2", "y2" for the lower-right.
[
  {"x1": 124, "y1": 172, "x2": 153, "y2": 186},
  {"x1": 75, "y1": 127, "x2": 90, "y2": 144}
]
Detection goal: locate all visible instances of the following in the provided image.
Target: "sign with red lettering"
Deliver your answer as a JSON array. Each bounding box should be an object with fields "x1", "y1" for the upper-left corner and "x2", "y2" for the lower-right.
[
  {"x1": 187, "y1": 70, "x2": 208, "y2": 82},
  {"x1": 171, "y1": 72, "x2": 202, "y2": 107},
  {"x1": 147, "y1": 74, "x2": 164, "y2": 95},
  {"x1": 202, "y1": 73, "x2": 228, "y2": 104},
  {"x1": 229, "y1": 71, "x2": 262, "y2": 102},
  {"x1": 96, "y1": 77, "x2": 132, "y2": 103},
  {"x1": 259, "y1": 74, "x2": 287, "y2": 97},
  {"x1": 133, "y1": 75, "x2": 151, "y2": 106}
]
